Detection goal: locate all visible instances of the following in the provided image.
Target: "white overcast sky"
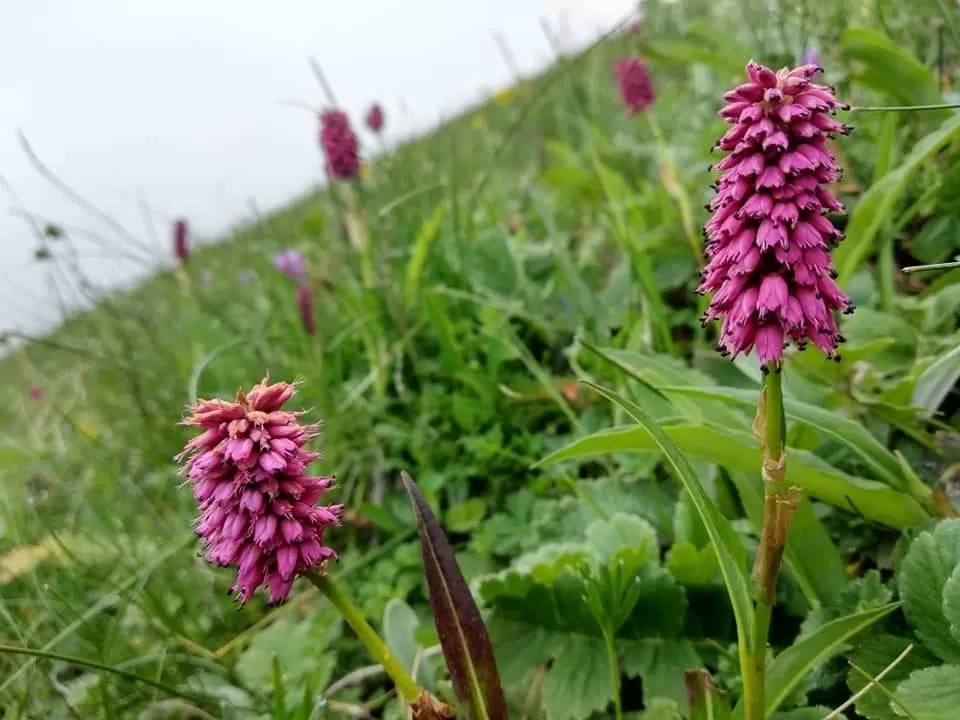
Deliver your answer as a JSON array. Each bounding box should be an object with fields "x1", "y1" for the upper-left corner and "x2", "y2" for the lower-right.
[{"x1": 0, "y1": 0, "x2": 637, "y2": 337}]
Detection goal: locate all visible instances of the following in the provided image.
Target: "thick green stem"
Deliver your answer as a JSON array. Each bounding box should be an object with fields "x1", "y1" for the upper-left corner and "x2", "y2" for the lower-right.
[
  {"x1": 763, "y1": 370, "x2": 785, "y2": 464},
  {"x1": 603, "y1": 630, "x2": 624, "y2": 720},
  {"x1": 308, "y1": 572, "x2": 420, "y2": 702},
  {"x1": 744, "y1": 368, "x2": 790, "y2": 720},
  {"x1": 850, "y1": 102, "x2": 960, "y2": 112}
]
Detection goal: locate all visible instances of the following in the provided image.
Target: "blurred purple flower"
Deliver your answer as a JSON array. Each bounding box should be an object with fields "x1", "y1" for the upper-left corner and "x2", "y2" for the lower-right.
[
  {"x1": 274, "y1": 249, "x2": 306, "y2": 279},
  {"x1": 176, "y1": 378, "x2": 342, "y2": 604},
  {"x1": 365, "y1": 103, "x2": 384, "y2": 134},
  {"x1": 614, "y1": 57, "x2": 655, "y2": 115},
  {"x1": 319, "y1": 110, "x2": 360, "y2": 181},
  {"x1": 173, "y1": 219, "x2": 189, "y2": 263},
  {"x1": 801, "y1": 46, "x2": 819, "y2": 67},
  {"x1": 700, "y1": 61, "x2": 854, "y2": 368},
  {"x1": 297, "y1": 284, "x2": 316, "y2": 336},
  {"x1": 29, "y1": 387, "x2": 44, "y2": 402}
]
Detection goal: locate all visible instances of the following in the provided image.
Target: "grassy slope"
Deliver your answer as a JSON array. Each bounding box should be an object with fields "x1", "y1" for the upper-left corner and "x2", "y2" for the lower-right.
[{"x1": 2, "y1": 1, "x2": 960, "y2": 717}]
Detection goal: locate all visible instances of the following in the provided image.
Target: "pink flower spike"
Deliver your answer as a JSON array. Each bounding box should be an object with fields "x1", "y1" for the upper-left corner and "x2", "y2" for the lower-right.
[
  {"x1": 319, "y1": 110, "x2": 360, "y2": 181},
  {"x1": 297, "y1": 284, "x2": 316, "y2": 336},
  {"x1": 365, "y1": 103, "x2": 384, "y2": 133},
  {"x1": 176, "y1": 377, "x2": 341, "y2": 605},
  {"x1": 700, "y1": 61, "x2": 853, "y2": 368},
  {"x1": 173, "y1": 219, "x2": 189, "y2": 263},
  {"x1": 614, "y1": 56, "x2": 655, "y2": 115}
]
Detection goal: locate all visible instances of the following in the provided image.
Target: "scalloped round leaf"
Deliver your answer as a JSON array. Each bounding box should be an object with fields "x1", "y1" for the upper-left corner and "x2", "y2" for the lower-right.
[
  {"x1": 584, "y1": 512, "x2": 659, "y2": 568},
  {"x1": 541, "y1": 635, "x2": 614, "y2": 720},
  {"x1": 943, "y1": 563, "x2": 960, "y2": 645},
  {"x1": 893, "y1": 665, "x2": 960, "y2": 720},
  {"x1": 621, "y1": 639, "x2": 701, "y2": 712},
  {"x1": 898, "y1": 520, "x2": 960, "y2": 663},
  {"x1": 845, "y1": 634, "x2": 939, "y2": 720}
]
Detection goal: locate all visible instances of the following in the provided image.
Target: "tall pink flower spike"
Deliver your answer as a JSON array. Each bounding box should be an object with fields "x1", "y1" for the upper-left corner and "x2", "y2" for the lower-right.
[
  {"x1": 699, "y1": 61, "x2": 855, "y2": 368},
  {"x1": 614, "y1": 56, "x2": 655, "y2": 115},
  {"x1": 176, "y1": 378, "x2": 342, "y2": 604}
]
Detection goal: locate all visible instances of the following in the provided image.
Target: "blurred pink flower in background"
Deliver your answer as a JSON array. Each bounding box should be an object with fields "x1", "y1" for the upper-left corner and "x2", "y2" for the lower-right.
[
  {"x1": 320, "y1": 110, "x2": 360, "y2": 180},
  {"x1": 365, "y1": 103, "x2": 384, "y2": 134},
  {"x1": 699, "y1": 61, "x2": 853, "y2": 367},
  {"x1": 614, "y1": 57, "x2": 655, "y2": 115},
  {"x1": 274, "y1": 249, "x2": 306, "y2": 279},
  {"x1": 297, "y1": 285, "x2": 316, "y2": 336},
  {"x1": 29, "y1": 387, "x2": 44, "y2": 402},
  {"x1": 176, "y1": 378, "x2": 342, "y2": 604},
  {"x1": 173, "y1": 219, "x2": 189, "y2": 263}
]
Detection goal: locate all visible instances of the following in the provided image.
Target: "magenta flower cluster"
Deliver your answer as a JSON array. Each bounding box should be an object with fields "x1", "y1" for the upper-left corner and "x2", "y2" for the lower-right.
[
  {"x1": 366, "y1": 103, "x2": 384, "y2": 133},
  {"x1": 614, "y1": 57, "x2": 655, "y2": 115},
  {"x1": 699, "y1": 61, "x2": 854, "y2": 367},
  {"x1": 177, "y1": 378, "x2": 342, "y2": 604},
  {"x1": 274, "y1": 249, "x2": 306, "y2": 279},
  {"x1": 320, "y1": 110, "x2": 360, "y2": 181},
  {"x1": 173, "y1": 219, "x2": 189, "y2": 263}
]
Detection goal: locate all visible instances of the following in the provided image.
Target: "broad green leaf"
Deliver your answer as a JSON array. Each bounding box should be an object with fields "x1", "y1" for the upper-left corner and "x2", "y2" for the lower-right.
[
  {"x1": 446, "y1": 498, "x2": 488, "y2": 533},
  {"x1": 835, "y1": 110, "x2": 960, "y2": 287},
  {"x1": 480, "y1": 514, "x2": 693, "y2": 718},
  {"x1": 622, "y1": 639, "x2": 702, "y2": 711},
  {"x1": 912, "y1": 344, "x2": 960, "y2": 415},
  {"x1": 894, "y1": 665, "x2": 960, "y2": 720},
  {"x1": 774, "y1": 709, "x2": 843, "y2": 720},
  {"x1": 383, "y1": 598, "x2": 436, "y2": 690},
  {"x1": 846, "y1": 634, "x2": 939, "y2": 720},
  {"x1": 732, "y1": 603, "x2": 901, "y2": 719},
  {"x1": 539, "y1": 423, "x2": 929, "y2": 529},
  {"x1": 640, "y1": 698, "x2": 685, "y2": 720},
  {"x1": 945, "y1": 565, "x2": 960, "y2": 644},
  {"x1": 660, "y1": 385, "x2": 906, "y2": 491},
  {"x1": 402, "y1": 472, "x2": 509, "y2": 720},
  {"x1": 541, "y1": 635, "x2": 613, "y2": 720},
  {"x1": 839, "y1": 28, "x2": 941, "y2": 105},
  {"x1": 574, "y1": 382, "x2": 755, "y2": 649},
  {"x1": 899, "y1": 520, "x2": 960, "y2": 663},
  {"x1": 665, "y1": 542, "x2": 719, "y2": 587}
]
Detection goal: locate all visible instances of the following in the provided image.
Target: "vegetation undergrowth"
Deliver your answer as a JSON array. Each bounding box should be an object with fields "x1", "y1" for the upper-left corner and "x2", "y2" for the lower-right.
[{"x1": 2, "y1": 0, "x2": 960, "y2": 718}]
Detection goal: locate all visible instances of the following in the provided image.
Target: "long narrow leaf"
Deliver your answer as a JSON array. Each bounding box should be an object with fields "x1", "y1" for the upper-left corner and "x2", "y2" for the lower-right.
[
  {"x1": 538, "y1": 423, "x2": 929, "y2": 529},
  {"x1": 576, "y1": 382, "x2": 755, "y2": 645},
  {"x1": 401, "y1": 472, "x2": 509, "y2": 720},
  {"x1": 659, "y1": 385, "x2": 906, "y2": 491},
  {"x1": 731, "y1": 602, "x2": 901, "y2": 719}
]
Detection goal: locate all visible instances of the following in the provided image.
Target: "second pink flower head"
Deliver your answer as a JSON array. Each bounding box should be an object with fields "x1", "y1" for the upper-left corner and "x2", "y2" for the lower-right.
[
  {"x1": 176, "y1": 378, "x2": 342, "y2": 604},
  {"x1": 614, "y1": 56, "x2": 655, "y2": 115},
  {"x1": 700, "y1": 61, "x2": 854, "y2": 368},
  {"x1": 319, "y1": 110, "x2": 360, "y2": 181}
]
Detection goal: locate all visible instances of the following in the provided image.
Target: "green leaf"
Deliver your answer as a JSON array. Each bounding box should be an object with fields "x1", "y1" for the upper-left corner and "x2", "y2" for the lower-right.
[
  {"x1": 899, "y1": 520, "x2": 960, "y2": 663},
  {"x1": 446, "y1": 498, "x2": 488, "y2": 533},
  {"x1": 839, "y1": 28, "x2": 941, "y2": 105},
  {"x1": 846, "y1": 634, "x2": 939, "y2": 720},
  {"x1": 541, "y1": 635, "x2": 613, "y2": 720},
  {"x1": 732, "y1": 603, "x2": 901, "y2": 719},
  {"x1": 401, "y1": 472, "x2": 509, "y2": 720},
  {"x1": 912, "y1": 344, "x2": 960, "y2": 415},
  {"x1": 539, "y1": 423, "x2": 929, "y2": 529},
  {"x1": 382, "y1": 598, "x2": 436, "y2": 691},
  {"x1": 945, "y1": 565, "x2": 960, "y2": 645},
  {"x1": 665, "y1": 542, "x2": 720, "y2": 587},
  {"x1": 660, "y1": 385, "x2": 906, "y2": 491},
  {"x1": 574, "y1": 382, "x2": 755, "y2": 652},
  {"x1": 894, "y1": 665, "x2": 960, "y2": 720},
  {"x1": 640, "y1": 697, "x2": 685, "y2": 720},
  {"x1": 835, "y1": 110, "x2": 960, "y2": 287},
  {"x1": 773, "y1": 709, "x2": 843, "y2": 720},
  {"x1": 235, "y1": 614, "x2": 341, "y2": 702},
  {"x1": 404, "y1": 202, "x2": 447, "y2": 304},
  {"x1": 622, "y1": 639, "x2": 702, "y2": 711}
]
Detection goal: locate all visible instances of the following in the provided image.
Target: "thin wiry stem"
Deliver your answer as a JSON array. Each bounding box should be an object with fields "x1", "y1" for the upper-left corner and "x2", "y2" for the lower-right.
[{"x1": 825, "y1": 644, "x2": 915, "y2": 720}]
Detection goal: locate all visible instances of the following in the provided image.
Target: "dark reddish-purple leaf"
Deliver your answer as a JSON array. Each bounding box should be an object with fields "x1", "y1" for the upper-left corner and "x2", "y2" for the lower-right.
[{"x1": 401, "y1": 471, "x2": 509, "y2": 720}]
